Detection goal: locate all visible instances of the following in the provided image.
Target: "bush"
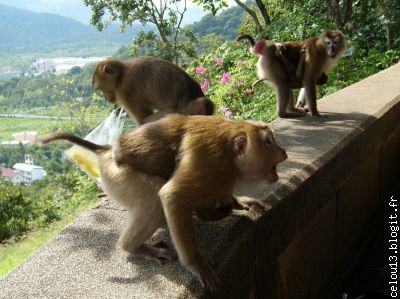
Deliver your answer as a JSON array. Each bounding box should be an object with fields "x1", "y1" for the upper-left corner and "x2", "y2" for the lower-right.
[
  {"x1": 189, "y1": 41, "x2": 277, "y2": 122},
  {"x1": 0, "y1": 179, "x2": 33, "y2": 241}
]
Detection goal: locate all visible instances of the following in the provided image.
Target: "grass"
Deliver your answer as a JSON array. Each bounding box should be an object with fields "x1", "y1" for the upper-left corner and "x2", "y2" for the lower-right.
[
  {"x1": 0, "y1": 200, "x2": 96, "y2": 278},
  {"x1": 0, "y1": 116, "x2": 105, "y2": 142}
]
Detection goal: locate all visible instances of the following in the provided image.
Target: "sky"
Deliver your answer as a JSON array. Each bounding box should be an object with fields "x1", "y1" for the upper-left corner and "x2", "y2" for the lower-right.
[{"x1": 0, "y1": 0, "x2": 223, "y2": 25}]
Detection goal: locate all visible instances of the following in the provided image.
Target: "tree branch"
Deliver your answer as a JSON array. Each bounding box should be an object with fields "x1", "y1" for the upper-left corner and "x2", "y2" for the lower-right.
[{"x1": 233, "y1": 0, "x2": 262, "y2": 34}]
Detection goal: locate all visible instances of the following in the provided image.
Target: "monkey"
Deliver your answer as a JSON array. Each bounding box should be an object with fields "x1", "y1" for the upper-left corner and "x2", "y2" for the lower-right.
[
  {"x1": 236, "y1": 30, "x2": 346, "y2": 117},
  {"x1": 38, "y1": 114, "x2": 287, "y2": 291},
  {"x1": 92, "y1": 56, "x2": 215, "y2": 124}
]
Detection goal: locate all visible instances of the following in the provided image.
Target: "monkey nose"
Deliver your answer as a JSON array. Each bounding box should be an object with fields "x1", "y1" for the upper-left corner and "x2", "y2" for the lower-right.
[{"x1": 281, "y1": 149, "x2": 288, "y2": 160}]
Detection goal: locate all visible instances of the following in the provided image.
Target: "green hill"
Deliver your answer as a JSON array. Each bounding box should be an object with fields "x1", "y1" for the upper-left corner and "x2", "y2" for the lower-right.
[
  {"x1": 190, "y1": 5, "x2": 245, "y2": 40},
  {"x1": 0, "y1": 3, "x2": 145, "y2": 54}
]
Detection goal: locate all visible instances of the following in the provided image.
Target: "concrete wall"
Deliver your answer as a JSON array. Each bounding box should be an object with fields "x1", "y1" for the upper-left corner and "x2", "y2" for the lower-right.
[{"x1": 1, "y1": 63, "x2": 399, "y2": 299}]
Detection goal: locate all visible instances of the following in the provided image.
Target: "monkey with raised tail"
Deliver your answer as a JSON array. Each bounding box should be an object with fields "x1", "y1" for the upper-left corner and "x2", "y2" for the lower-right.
[
  {"x1": 237, "y1": 30, "x2": 347, "y2": 117},
  {"x1": 39, "y1": 114, "x2": 287, "y2": 291}
]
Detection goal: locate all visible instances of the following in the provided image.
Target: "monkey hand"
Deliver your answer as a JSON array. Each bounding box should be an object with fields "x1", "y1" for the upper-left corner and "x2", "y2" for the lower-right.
[
  {"x1": 234, "y1": 196, "x2": 267, "y2": 212},
  {"x1": 188, "y1": 256, "x2": 220, "y2": 292}
]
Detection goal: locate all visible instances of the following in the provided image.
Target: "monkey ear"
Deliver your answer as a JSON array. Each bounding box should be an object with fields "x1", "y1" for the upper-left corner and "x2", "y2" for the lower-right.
[
  {"x1": 234, "y1": 135, "x2": 247, "y2": 154},
  {"x1": 103, "y1": 64, "x2": 115, "y2": 75}
]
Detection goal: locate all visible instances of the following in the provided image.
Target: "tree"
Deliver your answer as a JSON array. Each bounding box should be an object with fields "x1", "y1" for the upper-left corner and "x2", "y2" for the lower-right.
[
  {"x1": 83, "y1": 0, "x2": 197, "y2": 65},
  {"x1": 194, "y1": 0, "x2": 272, "y2": 35},
  {"x1": 325, "y1": 0, "x2": 352, "y2": 29}
]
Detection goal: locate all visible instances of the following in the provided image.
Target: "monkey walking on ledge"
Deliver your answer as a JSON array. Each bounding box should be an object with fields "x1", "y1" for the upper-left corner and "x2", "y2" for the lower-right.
[
  {"x1": 237, "y1": 30, "x2": 347, "y2": 117},
  {"x1": 38, "y1": 114, "x2": 287, "y2": 292},
  {"x1": 92, "y1": 56, "x2": 215, "y2": 124}
]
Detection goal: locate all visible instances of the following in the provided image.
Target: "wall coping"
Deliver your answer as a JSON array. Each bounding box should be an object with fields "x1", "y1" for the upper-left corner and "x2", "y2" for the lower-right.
[{"x1": 1, "y1": 63, "x2": 399, "y2": 298}]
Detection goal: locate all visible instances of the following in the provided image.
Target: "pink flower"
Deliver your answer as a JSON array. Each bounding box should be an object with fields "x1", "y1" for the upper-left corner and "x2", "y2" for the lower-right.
[
  {"x1": 220, "y1": 72, "x2": 231, "y2": 84},
  {"x1": 220, "y1": 107, "x2": 233, "y2": 119},
  {"x1": 200, "y1": 79, "x2": 209, "y2": 93},
  {"x1": 216, "y1": 57, "x2": 223, "y2": 65},
  {"x1": 195, "y1": 66, "x2": 207, "y2": 74}
]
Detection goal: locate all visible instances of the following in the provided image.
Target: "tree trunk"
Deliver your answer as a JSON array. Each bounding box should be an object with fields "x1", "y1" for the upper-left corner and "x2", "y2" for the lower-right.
[
  {"x1": 233, "y1": 0, "x2": 262, "y2": 34},
  {"x1": 326, "y1": 0, "x2": 342, "y2": 27},
  {"x1": 255, "y1": 0, "x2": 271, "y2": 25},
  {"x1": 386, "y1": 25, "x2": 393, "y2": 50},
  {"x1": 343, "y1": 0, "x2": 352, "y2": 24}
]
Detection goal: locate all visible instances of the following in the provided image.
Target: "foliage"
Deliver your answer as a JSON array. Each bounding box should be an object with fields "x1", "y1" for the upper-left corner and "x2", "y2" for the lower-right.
[
  {"x1": 84, "y1": 0, "x2": 197, "y2": 65},
  {"x1": 190, "y1": 5, "x2": 245, "y2": 40},
  {"x1": 0, "y1": 179, "x2": 33, "y2": 241},
  {"x1": 0, "y1": 169, "x2": 98, "y2": 243},
  {"x1": 189, "y1": 41, "x2": 276, "y2": 122}
]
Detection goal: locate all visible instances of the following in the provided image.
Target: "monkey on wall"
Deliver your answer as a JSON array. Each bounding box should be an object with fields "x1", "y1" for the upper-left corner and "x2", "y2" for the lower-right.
[
  {"x1": 92, "y1": 56, "x2": 215, "y2": 124},
  {"x1": 237, "y1": 30, "x2": 347, "y2": 117},
  {"x1": 39, "y1": 114, "x2": 287, "y2": 291}
]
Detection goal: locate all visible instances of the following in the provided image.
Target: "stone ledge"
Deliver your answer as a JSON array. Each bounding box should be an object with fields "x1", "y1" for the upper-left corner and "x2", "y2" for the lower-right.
[{"x1": 1, "y1": 63, "x2": 399, "y2": 299}]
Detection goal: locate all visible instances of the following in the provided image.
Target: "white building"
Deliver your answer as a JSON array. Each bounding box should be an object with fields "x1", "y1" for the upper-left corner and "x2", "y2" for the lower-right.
[
  {"x1": 31, "y1": 57, "x2": 108, "y2": 75},
  {"x1": 12, "y1": 155, "x2": 46, "y2": 184}
]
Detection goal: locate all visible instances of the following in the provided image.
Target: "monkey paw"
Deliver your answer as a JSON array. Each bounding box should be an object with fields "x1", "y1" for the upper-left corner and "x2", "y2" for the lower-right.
[
  {"x1": 235, "y1": 196, "x2": 267, "y2": 212},
  {"x1": 132, "y1": 242, "x2": 178, "y2": 265},
  {"x1": 190, "y1": 257, "x2": 220, "y2": 292}
]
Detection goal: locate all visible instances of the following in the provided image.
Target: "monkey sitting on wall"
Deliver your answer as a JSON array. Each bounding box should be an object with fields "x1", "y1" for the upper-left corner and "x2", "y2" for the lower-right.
[
  {"x1": 39, "y1": 114, "x2": 287, "y2": 291},
  {"x1": 237, "y1": 30, "x2": 347, "y2": 117},
  {"x1": 92, "y1": 56, "x2": 215, "y2": 124}
]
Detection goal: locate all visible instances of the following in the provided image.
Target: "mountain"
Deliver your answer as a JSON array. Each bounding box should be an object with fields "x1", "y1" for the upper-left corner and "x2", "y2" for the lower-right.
[
  {"x1": 190, "y1": 5, "x2": 245, "y2": 40},
  {"x1": 0, "y1": 0, "x2": 91, "y2": 24},
  {"x1": 0, "y1": 4, "x2": 147, "y2": 55},
  {"x1": 0, "y1": 0, "x2": 207, "y2": 26}
]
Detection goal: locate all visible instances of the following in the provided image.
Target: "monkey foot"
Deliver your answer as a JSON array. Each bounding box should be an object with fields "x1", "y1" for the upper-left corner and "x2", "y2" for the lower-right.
[
  {"x1": 234, "y1": 197, "x2": 267, "y2": 212},
  {"x1": 311, "y1": 113, "x2": 328, "y2": 118},
  {"x1": 280, "y1": 109, "x2": 306, "y2": 118},
  {"x1": 191, "y1": 257, "x2": 220, "y2": 292},
  {"x1": 133, "y1": 241, "x2": 178, "y2": 265}
]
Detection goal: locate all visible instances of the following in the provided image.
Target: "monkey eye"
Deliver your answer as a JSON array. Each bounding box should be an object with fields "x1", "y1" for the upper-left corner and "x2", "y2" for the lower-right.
[
  {"x1": 265, "y1": 135, "x2": 273, "y2": 145},
  {"x1": 324, "y1": 38, "x2": 332, "y2": 45}
]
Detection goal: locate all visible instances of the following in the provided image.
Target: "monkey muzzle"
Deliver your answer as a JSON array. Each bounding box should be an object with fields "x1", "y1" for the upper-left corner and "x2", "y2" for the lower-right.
[
  {"x1": 266, "y1": 148, "x2": 287, "y2": 183},
  {"x1": 328, "y1": 49, "x2": 337, "y2": 58}
]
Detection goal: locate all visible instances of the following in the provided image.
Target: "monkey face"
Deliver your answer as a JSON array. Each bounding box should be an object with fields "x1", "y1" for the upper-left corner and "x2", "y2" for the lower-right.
[
  {"x1": 92, "y1": 62, "x2": 120, "y2": 103},
  {"x1": 235, "y1": 125, "x2": 287, "y2": 183},
  {"x1": 257, "y1": 129, "x2": 287, "y2": 183},
  {"x1": 324, "y1": 31, "x2": 345, "y2": 58}
]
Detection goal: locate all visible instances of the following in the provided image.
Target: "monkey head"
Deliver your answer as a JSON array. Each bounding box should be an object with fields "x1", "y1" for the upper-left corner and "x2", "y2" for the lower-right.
[
  {"x1": 92, "y1": 60, "x2": 124, "y2": 103},
  {"x1": 320, "y1": 30, "x2": 346, "y2": 58},
  {"x1": 234, "y1": 121, "x2": 287, "y2": 183}
]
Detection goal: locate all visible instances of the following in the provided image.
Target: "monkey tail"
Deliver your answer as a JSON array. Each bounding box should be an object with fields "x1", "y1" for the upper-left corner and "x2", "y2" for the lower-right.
[
  {"x1": 252, "y1": 78, "x2": 267, "y2": 89},
  {"x1": 37, "y1": 134, "x2": 110, "y2": 153},
  {"x1": 235, "y1": 35, "x2": 255, "y2": 47}
]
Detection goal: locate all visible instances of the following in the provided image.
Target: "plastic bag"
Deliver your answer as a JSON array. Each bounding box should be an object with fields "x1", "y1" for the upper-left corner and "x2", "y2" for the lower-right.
[{"x1": 65, "y1": 108, "x2": 126, "y2": 181}]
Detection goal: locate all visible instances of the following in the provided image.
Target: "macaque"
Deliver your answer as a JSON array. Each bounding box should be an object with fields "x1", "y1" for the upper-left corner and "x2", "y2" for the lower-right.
[
  {"x1": 38, "y1": 114, "x2": 287, "y2": 291},
  {"x1": 237, "y1": 30, "x2": 346, "y2": 117},
  {"x1": 92, "y1": 56, "x2": 215, "y2": 124}
]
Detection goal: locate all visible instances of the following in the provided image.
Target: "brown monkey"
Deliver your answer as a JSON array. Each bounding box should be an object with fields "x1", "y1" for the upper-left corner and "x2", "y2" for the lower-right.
[
  {"x1": 92, "y1": 56, "x2": 215, "y2": 124},
  {"x1": 39, "y1": 114, "x2": 287, "y2": 291},
  {"x1": 113, "y1": 115, "x2": 287, "y2": 290},
  {"x1": 237, "y1": 30, "x2": 346, "y2": 117}
]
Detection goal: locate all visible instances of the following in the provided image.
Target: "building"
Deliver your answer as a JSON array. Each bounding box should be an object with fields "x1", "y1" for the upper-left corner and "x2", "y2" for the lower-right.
[
  {"x1": 12, "y1": 155, "x2": 46, "y2": 184},
  {"x1": 12, "y1": 131, "x2": 37, "y2": 144},
  {"x1": 1, "y1": 131, "x2": 37, "y2": 147},
  {"x1": 31, "y1": 57, "x2": 108, "y2": 75},
  {"x1": 1, "y1": 141, "x2": 30, "y2": 147},
  {"x1": 0, "y1": 167, "x2": 18, "y2": 184}
]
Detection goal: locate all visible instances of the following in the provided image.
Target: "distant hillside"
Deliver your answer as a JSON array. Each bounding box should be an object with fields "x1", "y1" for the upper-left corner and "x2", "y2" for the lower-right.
[
  {"x1": 190, "y1": 5, "x2": 245, "y2": 40},
  {"x1": 0, "y1": 4, "x2": 146, "y2": 55}
]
